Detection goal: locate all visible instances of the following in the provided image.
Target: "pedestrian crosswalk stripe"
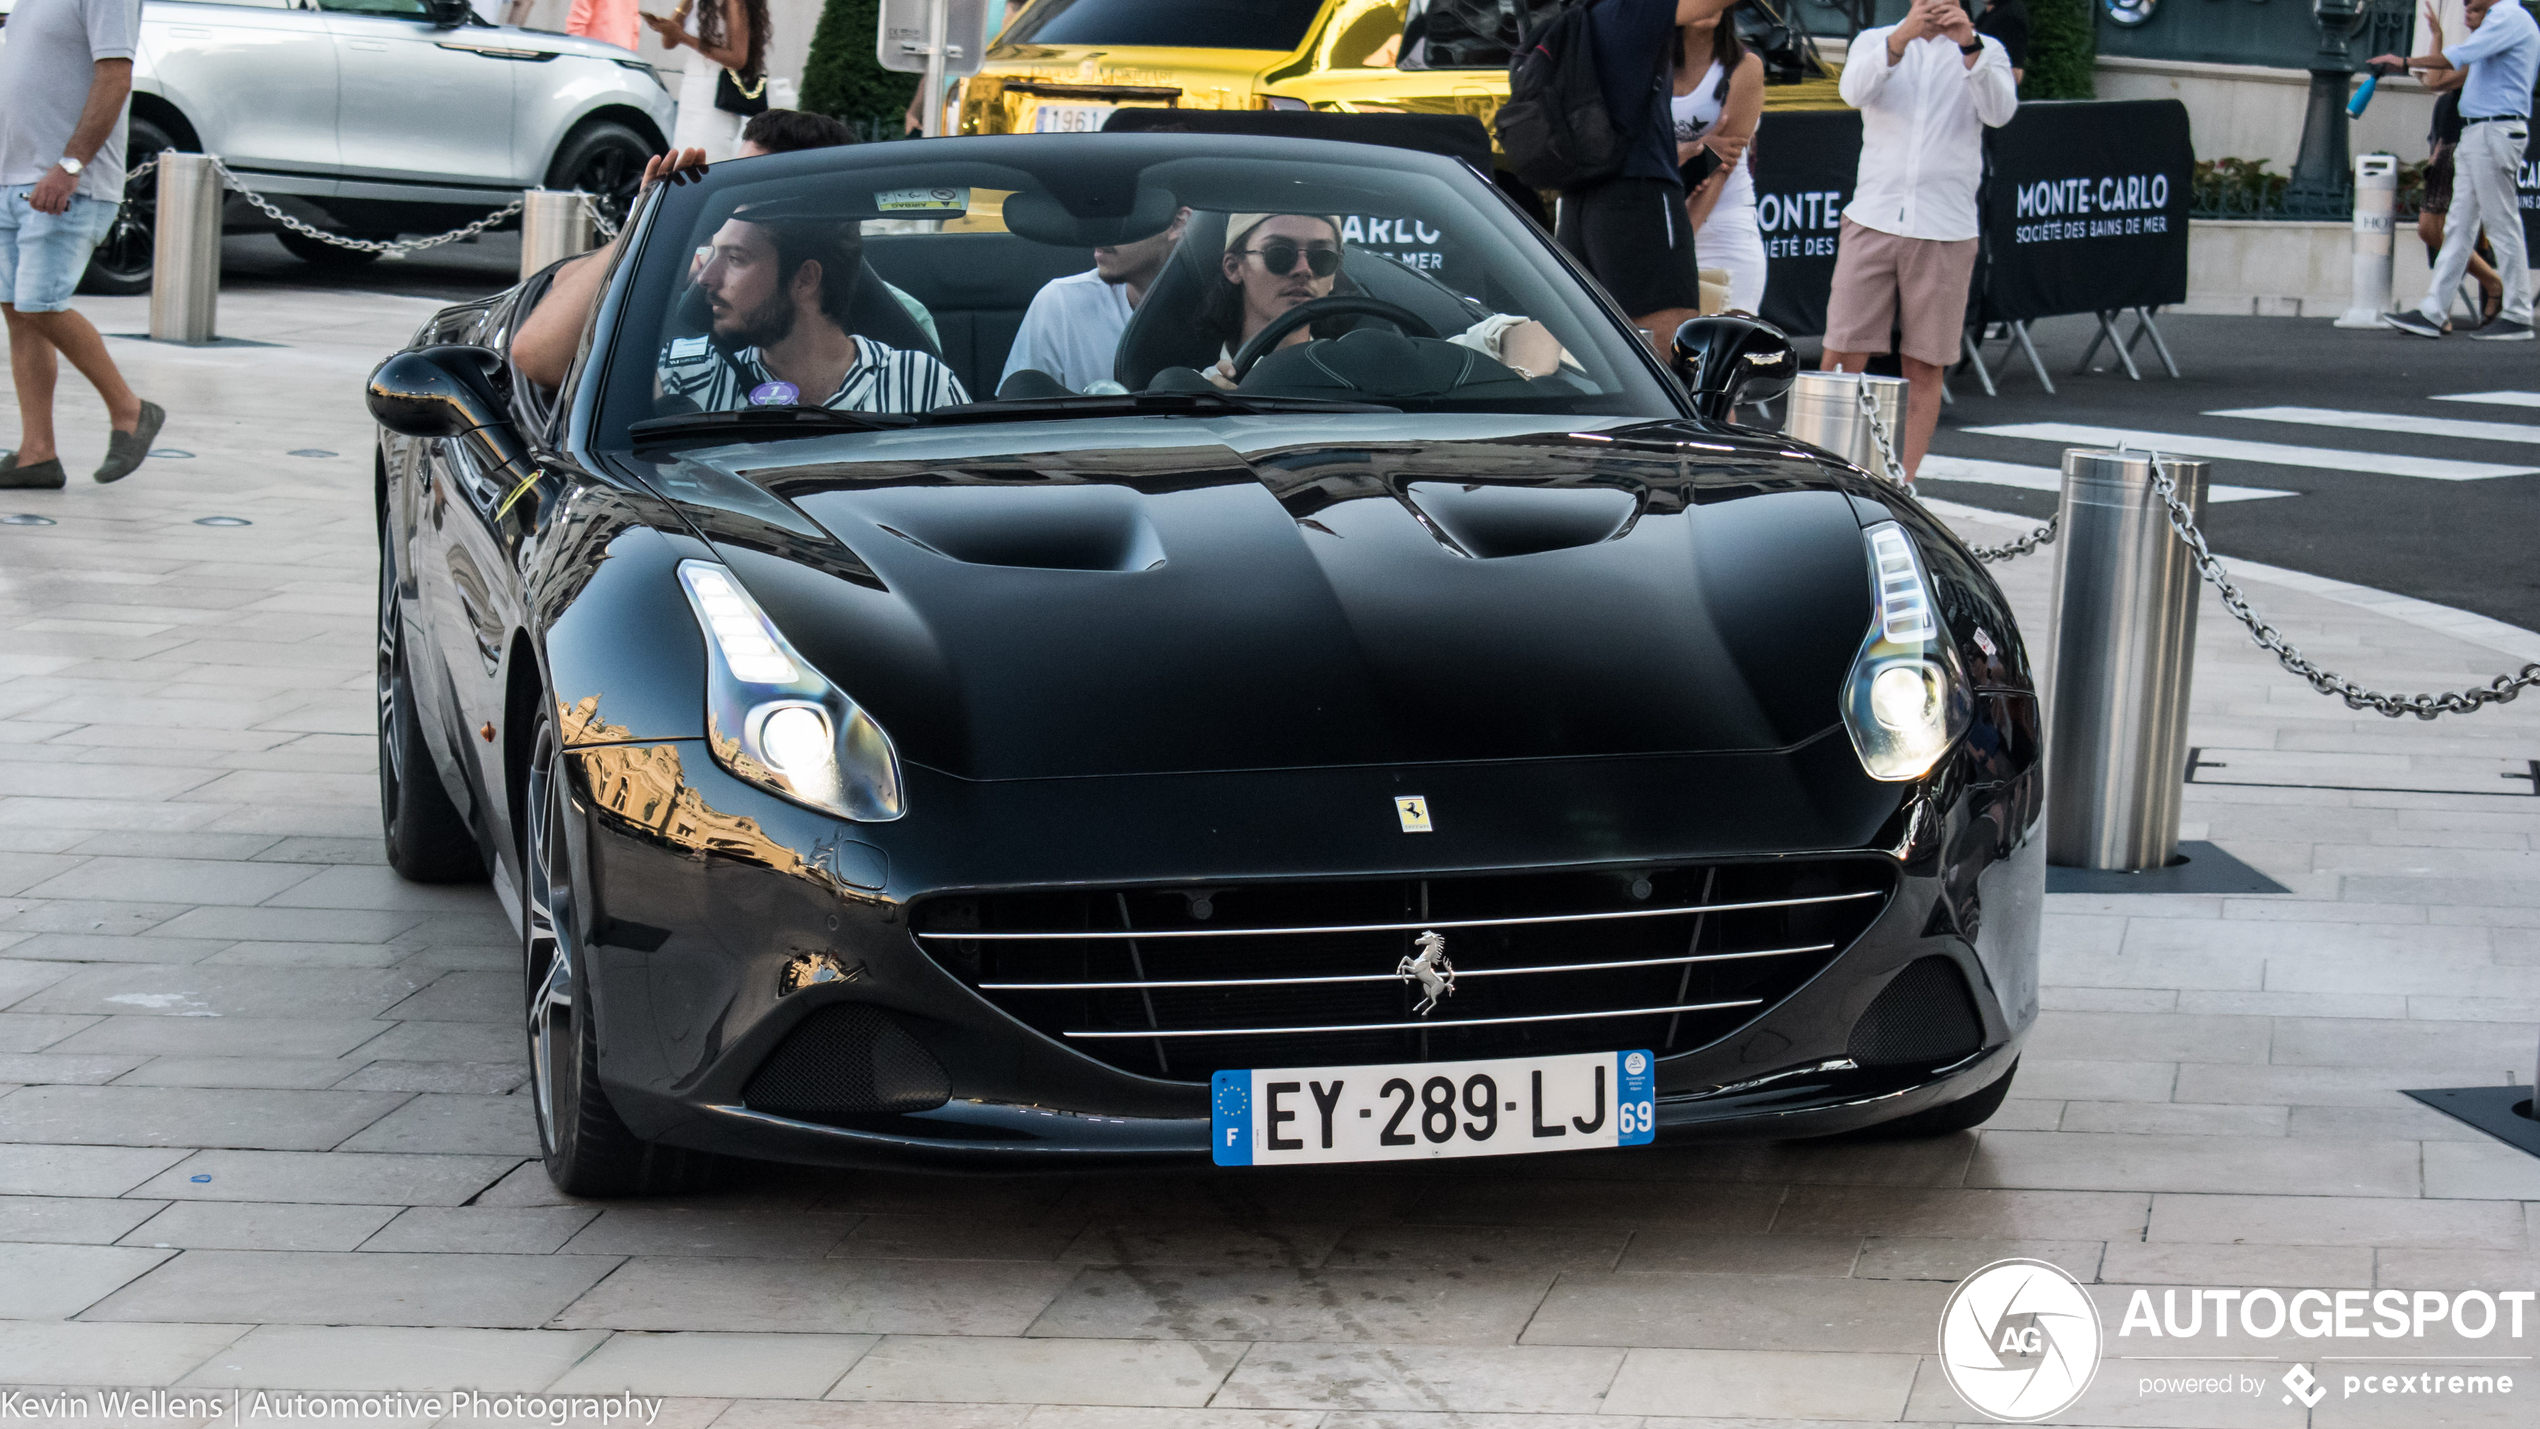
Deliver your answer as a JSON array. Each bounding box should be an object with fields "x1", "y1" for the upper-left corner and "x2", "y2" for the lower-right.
[
  {"x1": 2207, "y1": 405, "x2": 2540, "y2": 446},
  {"x1": 2431, "y1": 390, "x2": 2540, "y2": 408},
  {"x1": 1957, "y1": 422, "x2": 2535, "y2": 480},
  {"x1": 1918, "y1": 455, "x2": 2296, "y2": 503}
]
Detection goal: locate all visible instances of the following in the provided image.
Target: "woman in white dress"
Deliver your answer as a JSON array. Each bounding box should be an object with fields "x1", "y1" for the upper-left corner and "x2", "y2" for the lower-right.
[
  {"x1": 642, "y1": 0, "x2": 768, "y2": 163},
  {"x1": 1670, "y1": 0, "x2": 1766, "y2": 315}
]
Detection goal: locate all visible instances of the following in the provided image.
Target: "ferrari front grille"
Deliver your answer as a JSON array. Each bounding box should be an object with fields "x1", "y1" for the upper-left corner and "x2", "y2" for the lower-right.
[{"x1": 911, "y1": 859, "x2": 1895, "y2": 1083}]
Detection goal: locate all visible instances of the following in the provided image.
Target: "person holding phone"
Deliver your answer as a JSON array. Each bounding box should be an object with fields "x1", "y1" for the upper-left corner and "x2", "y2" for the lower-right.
[
  {"x1": 1822, "y1": 0, "x2": 2017, "y2": 480},
  {"x1": 642, "y1": 0, "x2": 769, "y2": 163},
  {"x1": 1671, "y1": 0, "x2": 1765, "y2": 314}
]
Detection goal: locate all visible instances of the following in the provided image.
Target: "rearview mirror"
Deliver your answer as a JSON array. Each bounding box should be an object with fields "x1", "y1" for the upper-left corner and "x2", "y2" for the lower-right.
[
  {"x1": 1670, "y1": 316, "x2": 1797, "y2": 423},
  {"x1": 369, "y1": 345, "x2": 536, "y2": 498}
]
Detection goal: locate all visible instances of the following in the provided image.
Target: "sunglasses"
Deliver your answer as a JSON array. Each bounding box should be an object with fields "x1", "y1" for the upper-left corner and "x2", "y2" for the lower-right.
[{"x1": 1242, "y1": 241, "x2": 1341, "y2": 278}]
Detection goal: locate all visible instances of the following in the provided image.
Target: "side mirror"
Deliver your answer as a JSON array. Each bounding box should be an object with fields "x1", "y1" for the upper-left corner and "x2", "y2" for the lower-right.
[
  {"x1": 369, "y1": 345, "x2": 536, "y2": 496},
  {"x1": 426, "y1": 0, "x2": 473, "y2": 27},
  {"x1": 1671, "y1": 315, "x2": 1797, "y2": 423}
]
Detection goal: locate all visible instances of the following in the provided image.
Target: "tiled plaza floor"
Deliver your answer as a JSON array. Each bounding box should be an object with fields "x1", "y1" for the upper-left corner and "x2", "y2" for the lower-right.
[{"x1": 1, "y1": 290, "x2": 2537, "y2": 1427}]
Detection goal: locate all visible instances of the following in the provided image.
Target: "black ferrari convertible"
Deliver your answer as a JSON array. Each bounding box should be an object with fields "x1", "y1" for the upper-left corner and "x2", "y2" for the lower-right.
[{"x1": 367, "y1": 133, "x2": 2042, "y2": 1195}]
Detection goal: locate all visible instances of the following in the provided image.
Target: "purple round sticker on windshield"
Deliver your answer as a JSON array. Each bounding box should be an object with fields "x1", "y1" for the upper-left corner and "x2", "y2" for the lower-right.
[{"x1": 748, "y1": 381, "x2": 800, "y2": 406}]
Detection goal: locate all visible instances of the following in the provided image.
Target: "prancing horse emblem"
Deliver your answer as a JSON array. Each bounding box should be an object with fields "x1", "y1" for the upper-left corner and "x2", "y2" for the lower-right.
[{"x1": 1397, "y1": 930, "x2": 1456, "y2": 1015}]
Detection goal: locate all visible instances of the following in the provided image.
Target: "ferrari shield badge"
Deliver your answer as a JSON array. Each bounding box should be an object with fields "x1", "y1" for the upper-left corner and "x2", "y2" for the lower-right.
[{"x1": 1395, "y1": 795, "x2": 1432, "y2": 832}]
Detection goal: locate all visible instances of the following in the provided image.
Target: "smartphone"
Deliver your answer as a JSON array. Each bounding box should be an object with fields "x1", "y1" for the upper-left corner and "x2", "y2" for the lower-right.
[{"x1": 1679, "y1": 146, "x2": 1724, "y2": 191}]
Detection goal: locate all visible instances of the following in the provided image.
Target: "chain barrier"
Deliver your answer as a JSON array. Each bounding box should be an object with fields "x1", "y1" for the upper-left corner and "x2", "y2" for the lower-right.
[
  {"x1": 2137, "y1": 448, "x2": 2540, "y2": 720},
  {"x1": 1852, "y1": 379, "x2": 2057, "y2": 565},
  {"x1": 124, "y1": 153, "x2": 622, "y2": 255}
]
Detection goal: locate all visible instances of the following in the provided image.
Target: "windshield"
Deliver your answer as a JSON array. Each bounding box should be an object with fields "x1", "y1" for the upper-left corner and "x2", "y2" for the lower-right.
[
  {"x1": 590, "y1": 134, "x2": 1684, "y2": 448},
  {"x1": 1004, "y1": 0, "x2": 1330, "y2": 51}
]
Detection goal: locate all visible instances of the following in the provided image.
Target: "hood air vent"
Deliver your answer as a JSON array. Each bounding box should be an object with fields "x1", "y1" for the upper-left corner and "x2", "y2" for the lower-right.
[
  {"x1": 1403, "y1": 482, "x2": 1639, "y2": 559},
  {"x1": 850, "y1": 485, "x2": 1166, "y2": 573}
]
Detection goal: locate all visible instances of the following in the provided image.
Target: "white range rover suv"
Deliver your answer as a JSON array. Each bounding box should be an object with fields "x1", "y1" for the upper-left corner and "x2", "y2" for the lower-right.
[{"x1": 1, "y1": 0, "x2": 678, "y2": 291}]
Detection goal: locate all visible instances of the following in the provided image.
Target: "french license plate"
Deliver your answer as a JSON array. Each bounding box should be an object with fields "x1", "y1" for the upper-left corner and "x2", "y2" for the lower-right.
[
  {"x1": 1034, "y1": 103, "x2": 1114, "y2": 133},
  {"x1": 1212, "y1": 1049, "x2": 1655, "y2": 1167}
]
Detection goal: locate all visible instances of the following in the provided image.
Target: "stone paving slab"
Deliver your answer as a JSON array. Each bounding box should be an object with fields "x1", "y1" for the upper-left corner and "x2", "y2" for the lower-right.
[{"x1": 2, "y1": 290, "x2": 2538, "y2": 1425}]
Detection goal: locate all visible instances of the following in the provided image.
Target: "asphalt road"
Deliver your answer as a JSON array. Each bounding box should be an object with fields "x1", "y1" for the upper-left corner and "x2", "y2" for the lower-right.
[
  {"x1": 1916, "y1": 311, "x2": 2540, "y2": 635},
  {"x1": 232, "y1": 235, "x2": 2540, "y2": 636}
]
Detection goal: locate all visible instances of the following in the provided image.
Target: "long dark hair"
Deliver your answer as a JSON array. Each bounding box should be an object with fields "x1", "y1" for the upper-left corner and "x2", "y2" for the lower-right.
[
  {"x1": 698, "y1": 0, "x2": 770, "y2": 77},
  {"x1": 1677, "y1": 8, "x2": 1746, "y2": 100},
  {"x1": 1193, "y1": 216, "x2": 1351, "y2": 350}
]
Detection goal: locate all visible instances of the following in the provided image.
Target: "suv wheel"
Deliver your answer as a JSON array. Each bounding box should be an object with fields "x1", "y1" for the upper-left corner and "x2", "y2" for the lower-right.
[
  {"x1": 545, "y1": 119, "x2": 655, "y2": 238},
  {"x1": 77, "y1": 115, "x2": 175, "y2": 296}
]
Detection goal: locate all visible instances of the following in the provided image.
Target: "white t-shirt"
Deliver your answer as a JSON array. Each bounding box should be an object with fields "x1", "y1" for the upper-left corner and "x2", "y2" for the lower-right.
[
  {"x1": 0, "y1": 0, "x2": 140, "y2": 200},
  {"x1": 1669, "y1": 61, "x2": 1755, "y2": 215},
  {"x1": 1003, "y1": 268, "x2": 1137, "y2": 393}
]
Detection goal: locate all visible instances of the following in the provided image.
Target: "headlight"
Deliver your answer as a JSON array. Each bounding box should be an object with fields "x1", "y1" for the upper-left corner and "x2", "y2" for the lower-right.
[
  {"x1": 1840, "y1": 523, "x2": 1971, "y2": 782},
  {"x1": 676, "y1": 560, "x2": 904, "y2": 821}
]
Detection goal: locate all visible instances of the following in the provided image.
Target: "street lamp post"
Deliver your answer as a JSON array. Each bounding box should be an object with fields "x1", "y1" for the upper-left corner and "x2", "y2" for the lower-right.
[{"x1": 2284, "y1": 0, "x2": 2370, "y2": 217}]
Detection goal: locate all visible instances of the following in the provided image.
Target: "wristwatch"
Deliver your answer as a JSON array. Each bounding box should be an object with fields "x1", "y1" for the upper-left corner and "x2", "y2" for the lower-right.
[
  {"x1": 55, "y1": 156, "x2": 83, "y2": 177},
  {"x1": 1958, "y1": 39, "x2": 1984, "y2": 54}
]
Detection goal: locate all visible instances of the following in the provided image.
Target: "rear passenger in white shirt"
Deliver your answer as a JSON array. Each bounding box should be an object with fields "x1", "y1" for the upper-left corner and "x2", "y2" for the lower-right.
[
  {"x1": 1002, "y1": 207, "x2": 1190, "y2": 393},
  {"x1": 1821, "y1": 0, "x2": 2016, "y2": 480}
]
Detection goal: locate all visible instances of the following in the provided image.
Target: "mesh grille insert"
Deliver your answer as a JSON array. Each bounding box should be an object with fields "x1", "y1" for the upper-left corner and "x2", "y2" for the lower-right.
[
  {"x1": 744, "y1": 1004, "x2": 951, "y2": 1122},
  {"x1": 1847, "y1": 955, "x2": 1983, "y2": 1066}
]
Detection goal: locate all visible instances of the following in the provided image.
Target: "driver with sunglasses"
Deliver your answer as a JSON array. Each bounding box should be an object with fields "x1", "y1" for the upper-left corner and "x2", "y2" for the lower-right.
[{"x1": 1199, "y1": 213, "x2": 1570, "y2": 389}]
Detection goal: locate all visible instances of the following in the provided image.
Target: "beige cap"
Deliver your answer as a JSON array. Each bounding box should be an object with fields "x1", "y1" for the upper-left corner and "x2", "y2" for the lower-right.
[{"x1": 1223, "y1": 212, "x2": 1344, "y2": 254}]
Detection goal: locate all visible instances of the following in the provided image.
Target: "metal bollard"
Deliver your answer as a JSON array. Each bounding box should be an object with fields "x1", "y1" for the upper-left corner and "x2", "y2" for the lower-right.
[
  {"x1": 2332, "y1": 153, "x2": 2399, "y2": 329},
  {"x1": 518, "y1": 189, "x2": 595, "y2": 281},
  {"x1": 2045, "y1": 448, "x2": 2212, "y2": 871},
  {"x1": 148, "y1": 153, "x2": 221, "y2": 344},
  {"x1": 1781, "y1": 370, "x2": 1907, "y2": 474}
]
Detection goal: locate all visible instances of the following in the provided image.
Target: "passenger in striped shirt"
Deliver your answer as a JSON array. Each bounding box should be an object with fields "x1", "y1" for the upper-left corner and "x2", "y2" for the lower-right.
[{"x1": 656, "y1": 213, "x2": 967, "y2": 415}]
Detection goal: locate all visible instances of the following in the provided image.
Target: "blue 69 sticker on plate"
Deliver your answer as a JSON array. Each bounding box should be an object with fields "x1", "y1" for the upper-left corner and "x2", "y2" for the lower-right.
[{"x1": 1212, "y1": 1049, "x2": 1655, "y2": 1167}]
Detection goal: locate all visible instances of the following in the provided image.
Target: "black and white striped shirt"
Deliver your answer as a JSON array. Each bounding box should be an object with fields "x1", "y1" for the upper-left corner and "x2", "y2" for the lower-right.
[{"x1": 657, "y1": 335, "x2": 969, "y2": 415}]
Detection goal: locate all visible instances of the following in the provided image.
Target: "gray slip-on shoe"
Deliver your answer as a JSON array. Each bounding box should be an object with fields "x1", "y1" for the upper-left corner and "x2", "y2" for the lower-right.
[
  {"x1": 0, "y1": 453, "x2": 68, "y2": 489},
  {"x1": 2380, "y1": 311, "x2": 2447, "y2": 339},
  {"x1": 2470, "y1": 319, "x2": 2534, "y2": 341},
  {"x1": 93, "y1": 400, "x2": 166, "y2": 484}
]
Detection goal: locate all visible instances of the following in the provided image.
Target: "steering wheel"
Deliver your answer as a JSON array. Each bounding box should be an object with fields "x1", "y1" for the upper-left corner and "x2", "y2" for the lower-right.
[{"x1": 1227, "y1": 296, "x2": 1442, "y2": 381}]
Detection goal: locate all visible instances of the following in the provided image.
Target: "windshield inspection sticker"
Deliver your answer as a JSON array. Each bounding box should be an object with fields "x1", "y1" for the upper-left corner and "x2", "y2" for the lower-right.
[
  {"x1": 748, "y1": 381, "x2": 799, "y2": 406},
  {"x1": 874, "y1": 187, "x2": 969, "y2": 215}
]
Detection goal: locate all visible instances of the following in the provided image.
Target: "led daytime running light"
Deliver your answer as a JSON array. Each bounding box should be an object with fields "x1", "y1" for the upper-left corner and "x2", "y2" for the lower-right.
[
  {"x1": 679, "y1": 565, "x2": 799, "y2": 685},
  {"x1": 1868, "y1": 525, "x2": 1937, "y2": 643}
]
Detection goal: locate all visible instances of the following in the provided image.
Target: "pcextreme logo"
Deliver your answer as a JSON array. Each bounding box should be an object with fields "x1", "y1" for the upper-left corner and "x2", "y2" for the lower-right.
[{"x1": 1939, "y1": 1259, "x2": 2104, "y2": 1422}]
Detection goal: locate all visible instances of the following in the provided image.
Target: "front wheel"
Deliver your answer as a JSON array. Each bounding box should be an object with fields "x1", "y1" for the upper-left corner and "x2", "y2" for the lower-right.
[{"x1": 524, "y1": 707, "x2": 710, "y2": 1196}]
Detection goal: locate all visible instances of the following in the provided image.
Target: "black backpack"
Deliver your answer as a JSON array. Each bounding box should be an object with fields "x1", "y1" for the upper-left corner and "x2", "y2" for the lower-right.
[{"x1": 1494, "y1": 0, "x2": 1664, "y2": 192}]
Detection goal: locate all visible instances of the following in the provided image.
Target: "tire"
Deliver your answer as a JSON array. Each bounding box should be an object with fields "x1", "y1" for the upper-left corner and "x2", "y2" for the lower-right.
[
  {"x1": 76, "y1": 114, "x2": 175, "y2": 296},
  {"x1": 1863, "y1": 1059, "x2": 2019, "y2": 1138},
  {"x1": 278, "y1": 227, "x2": 386, "y2": 269},
  {"x1": 523, "y1": 707, "x2": 713, "y2": 1196},
  {"x1": 378, "y1": 530, "x2": 486, "y2": 883},
  {"x1": 544, "y1": 119, "x2": 656, "y2": 237}
]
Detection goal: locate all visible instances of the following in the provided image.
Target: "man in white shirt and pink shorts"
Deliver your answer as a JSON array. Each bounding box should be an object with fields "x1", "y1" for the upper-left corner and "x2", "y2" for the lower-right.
[{"x1": 1820, "y1": 0, "x2": 2016, "y2": 479}]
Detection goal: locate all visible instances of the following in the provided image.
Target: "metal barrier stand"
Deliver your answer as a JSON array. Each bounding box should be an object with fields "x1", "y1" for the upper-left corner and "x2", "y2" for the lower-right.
[
  {"x1": 148, "y1": 153, "x2": 221, "y2": 345},
  {"x1": 2045, "y1": 448, "x2": 2213, "y2": 870}
]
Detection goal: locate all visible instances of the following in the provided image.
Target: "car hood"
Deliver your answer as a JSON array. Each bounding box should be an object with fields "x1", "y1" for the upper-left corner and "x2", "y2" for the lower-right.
[{"x1": 673, "y1": 417, "x2": 1877, "y2": 783}]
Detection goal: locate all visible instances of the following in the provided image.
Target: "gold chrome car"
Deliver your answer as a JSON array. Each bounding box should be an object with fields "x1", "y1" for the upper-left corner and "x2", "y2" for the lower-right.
[{"x1": 960, "y1": 0, "x2": 1844, "y2": 153}]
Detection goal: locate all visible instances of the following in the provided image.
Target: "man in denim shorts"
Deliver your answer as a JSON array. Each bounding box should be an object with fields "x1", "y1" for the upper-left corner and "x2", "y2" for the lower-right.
[{"x1": 0, "y1": 0, "x2": 165, "y2": 489}]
